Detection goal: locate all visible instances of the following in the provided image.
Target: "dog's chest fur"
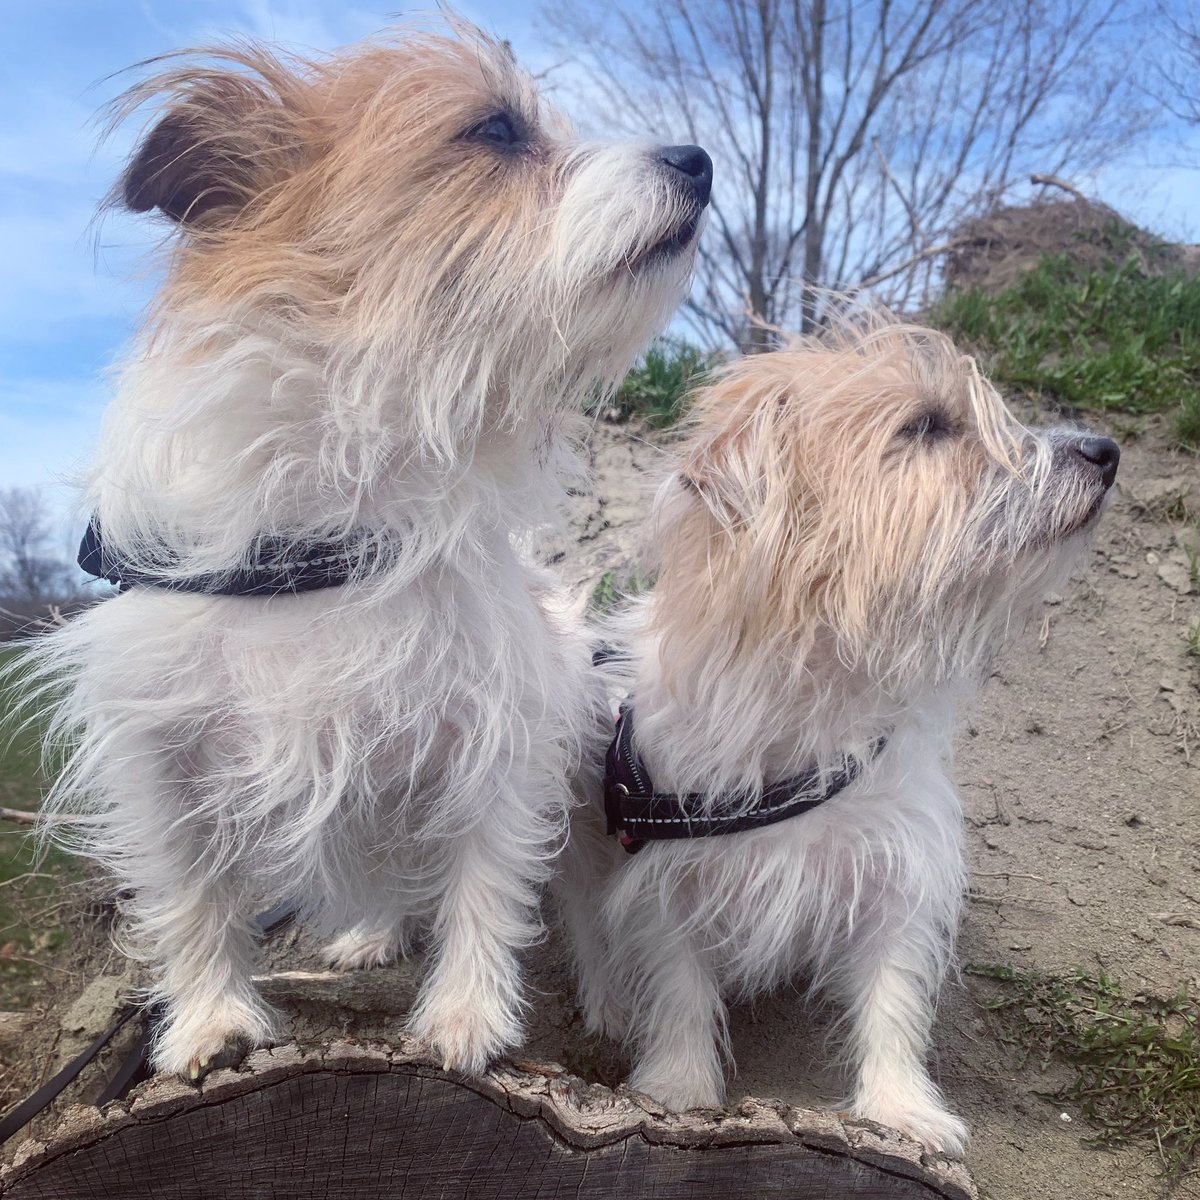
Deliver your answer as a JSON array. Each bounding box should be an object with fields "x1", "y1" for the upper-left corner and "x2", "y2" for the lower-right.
[
  {"x1": 609, "y1": 720, "x2": 965, "y2": 999},
  {"x1": 54, "y1": 538, "x2": 590, "y2": 914}
]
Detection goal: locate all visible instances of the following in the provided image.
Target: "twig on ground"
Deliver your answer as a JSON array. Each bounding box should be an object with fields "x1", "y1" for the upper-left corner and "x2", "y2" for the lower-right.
[
  {"x1": 0, "y1": 872, "x2": 54, "y2": 889},
  {"x1": 968, "y1": 891, "x2": 1057, "y2": 909},
  {"x1": 0, "y1": 955, "x2": 69, "y2": 974},
  {"x1": 973, "y1": 870, "x2": 1050, "y2": 884},
  {"x1": 0, "y1": 604, "x2": 67, "y2": 632}
]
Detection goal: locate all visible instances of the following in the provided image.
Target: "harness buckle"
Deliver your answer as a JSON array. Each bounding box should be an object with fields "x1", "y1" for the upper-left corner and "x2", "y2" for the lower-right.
[{"x1": 603, "y1": 779, "x2": 628, "y2": 838}]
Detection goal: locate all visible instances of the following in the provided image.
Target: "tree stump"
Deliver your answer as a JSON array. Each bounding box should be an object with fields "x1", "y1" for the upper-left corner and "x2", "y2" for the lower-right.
[{"x1": 2, "y1": 1040, "x2": 977, "y2": 1199}]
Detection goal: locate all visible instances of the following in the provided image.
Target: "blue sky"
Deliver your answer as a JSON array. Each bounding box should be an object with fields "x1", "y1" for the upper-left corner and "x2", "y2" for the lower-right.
[{"x1": 2, "y1": 1, "x2": 1198, "y2": 534}]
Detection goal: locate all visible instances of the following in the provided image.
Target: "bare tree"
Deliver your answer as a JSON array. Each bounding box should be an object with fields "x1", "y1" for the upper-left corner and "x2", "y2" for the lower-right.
[
  {"x1": 0, "y1": 487, "x2": 76, "y2": 606},
  {"x1": 546, "y1": 0, "x2": 1154, "y2": 345},
  {"x1": 1153, "y1": 1, "x2": 1200, "y2": 125}
]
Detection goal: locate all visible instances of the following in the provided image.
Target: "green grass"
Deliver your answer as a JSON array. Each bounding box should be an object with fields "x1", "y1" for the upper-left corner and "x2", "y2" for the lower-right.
[
  {"x1": 932, "y1": 255, "x2": 1200, "y2": 450},
  {"x1": 967, "y1": 963, "x2": 1200, "y2": 1179},
  {"x1": 589, "y1": 568, "x2": 652, "y2": 616},
  {"x1": 0, "y1": 644, "x2": 74, "y2": 1009},
  {"x1": 608, "y1": 339, "x2": 715, "y2": 428},
  {"x1": 1183, "y1": 534, "x2": 1199, "y2": 590}
]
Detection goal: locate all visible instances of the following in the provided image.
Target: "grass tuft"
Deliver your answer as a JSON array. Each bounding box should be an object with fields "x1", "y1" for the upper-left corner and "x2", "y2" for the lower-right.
[
  {"x1": 1183, "y1": 534, "x2": 1199, "y2": 590},
  {"x1": 967, "y1": 963, "x2": 1200, "y2": 1179},
  {"x1": 1186, "y1": 619, "x2": 1200, "y2": 659},
  {"x1": 589, "y1": 568, "x2": 652, "y2": 617},
  {"x1": 0, "y1": 645, "x2": 75, "y2": 1008},
  {"x1": 932, "y1": 255, "x2": 1200, "y2": 450},
  {"x1": 608, "y1": 339, "x2": 714, "y2": 428}
]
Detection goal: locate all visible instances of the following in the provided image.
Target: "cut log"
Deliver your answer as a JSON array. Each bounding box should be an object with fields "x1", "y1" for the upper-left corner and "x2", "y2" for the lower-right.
[{"x1": 2, "y1": 1039, "x2": 977, "y2": 1199}]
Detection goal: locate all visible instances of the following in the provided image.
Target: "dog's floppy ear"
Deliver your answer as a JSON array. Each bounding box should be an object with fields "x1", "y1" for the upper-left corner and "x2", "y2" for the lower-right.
[
  {"x1": 118, "y1": 56, "x2": 304, "y2": 228},
  {"x1": 679, "y1": 367, "x2": 790, "y2": 523}
]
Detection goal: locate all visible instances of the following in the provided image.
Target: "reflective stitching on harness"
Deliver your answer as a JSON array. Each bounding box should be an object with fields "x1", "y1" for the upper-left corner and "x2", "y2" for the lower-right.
[{"x1": 621, "y1": 787, "x2": 828, "y2": 826}]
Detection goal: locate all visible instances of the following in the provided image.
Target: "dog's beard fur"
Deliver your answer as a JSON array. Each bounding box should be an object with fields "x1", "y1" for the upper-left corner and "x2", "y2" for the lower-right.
[
  {"x1": 557, "y1": 314, "x2": 1116, "y2": 1156},
  {"x1": 20, "y1": 22, "x2": 704, "y2": 1077}
]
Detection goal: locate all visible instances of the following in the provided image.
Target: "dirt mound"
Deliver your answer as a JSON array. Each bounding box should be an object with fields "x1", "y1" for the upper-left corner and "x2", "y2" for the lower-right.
[{"x1": 945, "y1": 197, "x2": 1198, "y2": 294}]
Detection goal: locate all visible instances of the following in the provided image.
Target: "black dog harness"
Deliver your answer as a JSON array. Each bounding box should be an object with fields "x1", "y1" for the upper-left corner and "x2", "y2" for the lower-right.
[
  {"x1": 604, "y1": 704, "x2": 886, "y2": 854},
  {"x1": 78, "y1": 517, "x2": 386, "y2": 596}
]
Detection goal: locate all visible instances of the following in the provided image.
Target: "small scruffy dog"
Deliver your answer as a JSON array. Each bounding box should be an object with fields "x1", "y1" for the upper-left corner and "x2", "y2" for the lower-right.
[
  {"x1": 28, "y1": 22, "x2": 710, "y2": 1077},
  {"x1": 558, "y1": 317, "x2": 1119, "y2": 1155}
]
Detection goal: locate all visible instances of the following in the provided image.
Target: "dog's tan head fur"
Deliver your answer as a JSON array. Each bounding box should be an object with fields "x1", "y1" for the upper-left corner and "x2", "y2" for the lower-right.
[
  {"x1": 118, "y1": 32, "x2": 566, "y2": 322},
  {"x1": 110, "y1": 22, "x2": 704, "y2": 436},
  {"x1": 650, "y1": 318, "x2": 1116, "y2": 690}
]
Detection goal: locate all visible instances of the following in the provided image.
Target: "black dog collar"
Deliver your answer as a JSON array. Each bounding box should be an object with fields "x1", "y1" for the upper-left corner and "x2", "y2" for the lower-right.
[
  {"x1": 603, "y1": 704, "x2": 886, "y2": 854},
  {"x1": 78, "y1": 517, "x2": 389, "y2": 597}
]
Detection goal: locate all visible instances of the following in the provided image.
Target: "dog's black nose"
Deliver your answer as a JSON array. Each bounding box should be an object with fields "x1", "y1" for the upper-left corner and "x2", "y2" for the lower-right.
[
  {"x1": 659, "y1": 144, "x2": 713, "y2": 208},
  {"x1": 1071, "y1": 435, "x2": 1120, "y2": 488}
]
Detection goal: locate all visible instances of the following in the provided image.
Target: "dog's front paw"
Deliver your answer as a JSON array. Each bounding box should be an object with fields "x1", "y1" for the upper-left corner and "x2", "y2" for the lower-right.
[
  {"x1": 627, "y1": 1067, "x2": 725, "y2": 1112},
  {"x1": 854, "y1": 1099, "x2": 969, "y2": 1158},
  {"x1": 152, "y1": 1000, "x2": 276, "y2": 1080},
  {"x1": 324, "y1": 926, "x2": 402, "y2": 971},
  {"x1": 406, "y1": 998, "x2": 520, "y2": 1077}
]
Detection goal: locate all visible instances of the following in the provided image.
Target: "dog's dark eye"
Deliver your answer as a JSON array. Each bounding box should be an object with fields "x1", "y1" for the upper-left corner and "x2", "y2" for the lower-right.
[
  {"x1": 468, "y1": 112, "x2": 526, "y2": 151},
  {"x1": 898, "y1": 409, "x2": 956, "y2": 442}
]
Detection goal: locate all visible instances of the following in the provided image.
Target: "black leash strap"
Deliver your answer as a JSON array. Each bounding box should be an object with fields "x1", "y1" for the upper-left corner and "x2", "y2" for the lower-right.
[
  {"x1": 94, "y1": 1005, "x2": 160, "y2": 1108},
  {"x1": 78, "y1": 517, "x2": 388, "y2": 597},
  {"x1": 0, "y1": 1005, "x2": 139, "y2": 1144},
  {"x1": 604, "y1": 704, "x2": 887, "y2": 854},
  {"x1": 0, "y1": 903, "x2": 297, "y2": 1145}
]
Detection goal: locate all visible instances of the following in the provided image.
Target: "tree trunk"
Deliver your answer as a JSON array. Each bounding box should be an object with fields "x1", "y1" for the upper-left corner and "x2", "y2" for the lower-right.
[
  {"x1": 2, "y1": 1040, "x2": 978, "y2": 1200},
  {"x1": 801, "y1": 0, "x2": 826, "y2": 333}
]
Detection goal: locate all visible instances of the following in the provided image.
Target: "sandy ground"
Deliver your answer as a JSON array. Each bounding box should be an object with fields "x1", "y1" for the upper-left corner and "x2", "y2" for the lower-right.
[{"x1": 5, "y1": 408, "x2": 1198, "y2": 1199}]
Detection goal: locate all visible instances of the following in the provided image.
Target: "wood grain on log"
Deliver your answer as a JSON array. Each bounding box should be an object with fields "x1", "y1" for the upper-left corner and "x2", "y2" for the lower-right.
[{"x1": 1, "y1": 1040, "x2": 977, "y2": 1200}]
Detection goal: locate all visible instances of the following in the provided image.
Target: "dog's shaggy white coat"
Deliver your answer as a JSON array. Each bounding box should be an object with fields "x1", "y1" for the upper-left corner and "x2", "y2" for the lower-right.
[
  {"x1": 558, "y1": 318, "x2": 1117, "y2": 1156},
  {"x1": 23, "y1": 23, "x2": 704, "y2": 1077}
]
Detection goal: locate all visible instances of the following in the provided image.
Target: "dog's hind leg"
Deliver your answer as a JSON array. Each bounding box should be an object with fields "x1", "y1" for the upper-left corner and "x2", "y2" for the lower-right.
[
  {"x1": 554, "y1": 780, "x2": 630, "y2": 1039},
  {"x1": 621, "y1": 910, "x2": 728, "y2": 1111},
  {"x1": 324, "y1": 913, "x2": 418, "y2": 971}
]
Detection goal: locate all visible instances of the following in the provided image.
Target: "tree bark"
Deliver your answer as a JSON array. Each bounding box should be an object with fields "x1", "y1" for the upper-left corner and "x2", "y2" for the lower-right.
[{"x1": 2, "y1": 1040, "x2": 978, "y2": 1200}]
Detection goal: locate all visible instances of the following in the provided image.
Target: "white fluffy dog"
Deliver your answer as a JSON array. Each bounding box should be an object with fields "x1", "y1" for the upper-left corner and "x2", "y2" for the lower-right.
[
  {"x1": 558, "y1": 317, "x2": 1119, "y2": 1155},
  {"x1": 27, "y1": 23, "x2": 709, "y2": 1077}
]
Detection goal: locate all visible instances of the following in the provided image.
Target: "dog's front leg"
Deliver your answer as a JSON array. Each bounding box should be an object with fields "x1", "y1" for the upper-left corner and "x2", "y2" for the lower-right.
[
  {"x1": 840, "y1": 902, "x2": 968, "y2": 1157},
  {"x1": 147, "y1": 880, "x2": 277, "y2": 1078},
  {"x1": 405, "y1": 763, "x2": 558, "y2": 1075},
  {"x1": 622, "y1": 908, "x2": 728, "y2": 1111},
  {"x1": 94, "y1": 737, "x2": 279, "y2": 1077}
]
